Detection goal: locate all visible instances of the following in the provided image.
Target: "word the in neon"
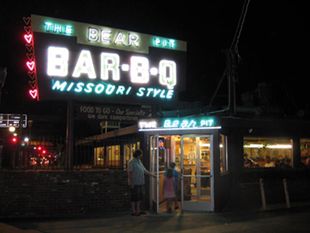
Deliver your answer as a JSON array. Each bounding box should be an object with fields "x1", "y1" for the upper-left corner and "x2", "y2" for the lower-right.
[
  {"x1": 47, "y1": 46, "x2": 177, "y2": 89},
  {"x1": 139, "y1": 120, "x2": 157, "y2": 129},
  {"x1": 88, "y1": 27, "x2": 140, "y2": 48},
  {"x1": 44, "y1": 21, "x2": 73, "y2": 36}
]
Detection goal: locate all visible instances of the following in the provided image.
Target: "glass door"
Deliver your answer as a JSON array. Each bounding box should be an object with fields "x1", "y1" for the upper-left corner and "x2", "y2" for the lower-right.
[
  {"x1": 149, "y1": 135, "x2": 181, "y2": 214},
  {"x1": 181, "y1": 135, "x2": 213, "y2": 211},
  {"x1": 150, "y1": 135, "x2": 159, "y2": 213}
]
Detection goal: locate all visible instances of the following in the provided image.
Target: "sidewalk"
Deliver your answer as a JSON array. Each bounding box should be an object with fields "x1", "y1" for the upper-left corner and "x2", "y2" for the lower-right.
[{"x1": 2, "y1": 204, "x2": 310, "y2": 233}]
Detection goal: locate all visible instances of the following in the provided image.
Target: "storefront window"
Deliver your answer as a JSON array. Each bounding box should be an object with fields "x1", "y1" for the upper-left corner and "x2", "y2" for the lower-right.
[
  {"x1": 300, "y1": 139, "x2": 310, "y2": 168},
  {"x1": 220, "y1": 135, "x2": 228, "y2": 173},
  {"x1": 173, "y1": 136, "x2": 181, "y2": 169},
  {"x1": 243, "y1": 137, "x2": 293, "y2": 168},
  {"x1": 94, "y1": 146, "x2": 105, "y2": 167},
  {"x1": 107, "y1": 145, "x2": 121, "y2": 168},
  {"x1": 123, "y1": 142, "x2": 140, "y2": 170}
]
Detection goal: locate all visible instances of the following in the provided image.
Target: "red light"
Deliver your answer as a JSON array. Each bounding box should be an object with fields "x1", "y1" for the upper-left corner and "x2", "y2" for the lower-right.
[
  {"x1": 24, "y1": 33, "x2": 33, "y2": 44},
  {"x1": 10, "y1": 136, "x2": 18, "y2": 144},
  {"x1": 38, "y1": 146, "x2": 42, "y2": 151},
  {"x1": 42, "y1": 150, "x2": 46, "y2": 154},
  {"x1": 26, "y1": 60, "x2": 35, "y2": 71},
  {"x1": 29, "y1": 89, "x2": 38, "y2": 99}
]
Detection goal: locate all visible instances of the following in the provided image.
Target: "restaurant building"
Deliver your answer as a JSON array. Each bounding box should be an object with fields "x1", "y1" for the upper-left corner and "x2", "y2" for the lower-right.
[
  {"x1": 77, "y1": 115, "x2": 310, "y2": 213},
  {"x1": 1, "y1": 15, "x2": 310, "y2": 218}
]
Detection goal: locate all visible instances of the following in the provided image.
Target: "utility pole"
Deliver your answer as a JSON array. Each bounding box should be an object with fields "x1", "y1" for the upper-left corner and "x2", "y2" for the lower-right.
[
  {"x1": 228, "y1": 0, "x2": 251, "y2": 115},
  {"x1": 0, "y1": 67, "x2": 7, "y2": 104},
  {"x1": 208, "y1": 0, "x2": 251, "y2": 115}
]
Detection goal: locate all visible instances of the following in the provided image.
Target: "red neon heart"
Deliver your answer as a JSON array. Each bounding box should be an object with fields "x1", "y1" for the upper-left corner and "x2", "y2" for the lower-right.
[
  {"x1": 29, "y1": 89, "x2": 38, "y2": 99},
  {"x1": 24, "y1": 34, "x2": 33, "y2": 44},
  {"x1": 26, "y1": 61, "x2": 35, "y2": 71}
]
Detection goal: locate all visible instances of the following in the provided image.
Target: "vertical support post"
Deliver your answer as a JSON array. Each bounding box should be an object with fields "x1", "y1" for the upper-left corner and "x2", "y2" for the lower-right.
[
  {"x1": 180, "y1": 136, "x2": 184, "y2": 214},
  {"x1": 65, "y1": 100, "x2": 74, "y2": 170},
  {"x1": 259, "y1": 178, "x2": 266, "y2": 210},
  {"x1": 293, "y1": 137, "x2": 301, "y2": 168},
  {"x1": 283, "y1": 178, "x2": 291, "y2": 208}
]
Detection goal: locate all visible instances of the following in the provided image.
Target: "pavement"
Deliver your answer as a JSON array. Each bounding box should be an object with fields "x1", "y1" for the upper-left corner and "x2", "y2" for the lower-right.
[{"x1": 1, "y1": 204, "x2": 310, "y2": 233}]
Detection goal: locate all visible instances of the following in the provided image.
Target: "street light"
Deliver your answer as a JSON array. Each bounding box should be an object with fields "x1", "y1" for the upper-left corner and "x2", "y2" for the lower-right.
[{"x1": 9, "y1": 126, "x2": 16, "y2": 133}]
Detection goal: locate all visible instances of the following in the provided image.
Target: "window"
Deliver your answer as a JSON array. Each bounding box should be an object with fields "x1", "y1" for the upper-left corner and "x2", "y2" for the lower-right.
[
  {"x1": 107, "y1": 145, "x2": 121, "y2": 168},
  {"x1": 300, "y1": 139, "x2": 310, "y2": 168},
  {"x1": 243, "y1": 137, "x2": 293, "y2": 168},
  {"x1": 94, "y1": 146, "x2": 104, "y2": 167},
  {"x1": 220, "y1": 135, "x2": 228, "y2": 173},
  {"x1": 123, "y1": 142, "x2": 140, "y2": 170}
]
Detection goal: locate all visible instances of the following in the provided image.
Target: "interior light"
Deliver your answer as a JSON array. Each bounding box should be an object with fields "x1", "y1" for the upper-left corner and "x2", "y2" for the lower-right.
[
  {"x1": 244, "y1": 144, "x2": 292, "y2": 149},
  {"x1": 266, "y1": 144, "x2": 292, "y2": 149},
  {"x1": 244, "y1": 144, "x2": 264, "y2": 148}
]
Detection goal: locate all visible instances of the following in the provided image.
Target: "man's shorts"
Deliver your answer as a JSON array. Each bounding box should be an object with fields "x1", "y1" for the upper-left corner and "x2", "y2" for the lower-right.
[{"x1": 130, "y1": 185, "x2": 144, "y2": 202}]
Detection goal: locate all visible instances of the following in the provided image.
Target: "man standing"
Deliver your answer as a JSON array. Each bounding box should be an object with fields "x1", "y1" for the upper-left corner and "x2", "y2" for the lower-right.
[{"x1": 128, "y1": 149, "x2": 154, "y2": 216}]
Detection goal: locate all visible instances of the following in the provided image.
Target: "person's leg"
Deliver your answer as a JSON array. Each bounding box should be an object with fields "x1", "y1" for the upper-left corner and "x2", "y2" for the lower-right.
[
  {"x1": 166, "y1": 198, "x2": 169, "y2": 211},
  {"x1": 174, "y1": 197, "x2": 179, "y2": 209},
  {"x1": 136, "y1": 201, "x2": 141, "y2": 215},
  {"x1": 130, "y1": 186, "x2": 138, "y2": 215},
  {"x1": 134, "y1": 186, "x2": 143, "y2": 215},
  {"x1": 131, "y1": 201, "x2": 136, "y2": 215},
  {"x1": 167, "y1": 199, "x2": 172, "y2": 213}
]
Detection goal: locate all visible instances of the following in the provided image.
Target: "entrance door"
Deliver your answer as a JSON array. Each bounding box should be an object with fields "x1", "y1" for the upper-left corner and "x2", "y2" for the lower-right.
[
  {"x1": 181, "y1": 135, "x2": 213, "y2": 211},
  {"x1": 149, "y1": 135, "x2": 180, "y2": 214},
  {"x1": 150, "y1": 135, "x2": 160, "y2": 213}
]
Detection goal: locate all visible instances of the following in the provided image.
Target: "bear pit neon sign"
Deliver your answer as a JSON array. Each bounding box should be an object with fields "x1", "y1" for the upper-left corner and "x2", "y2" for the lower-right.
[{"x1": 31, "y1": 14, "x2": 187, "y2": 103}]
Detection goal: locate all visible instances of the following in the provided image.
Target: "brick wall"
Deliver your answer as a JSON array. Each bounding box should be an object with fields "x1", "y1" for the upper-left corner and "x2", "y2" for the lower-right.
[{"x1": 0, "y1": 170, "x2": 130, "y2": 218}]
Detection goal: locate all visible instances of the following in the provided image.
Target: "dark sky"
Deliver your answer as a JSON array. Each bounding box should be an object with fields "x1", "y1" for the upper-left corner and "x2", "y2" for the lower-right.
[{"x1": 0, "y1": 0, "x2": 309, "y2": 114}]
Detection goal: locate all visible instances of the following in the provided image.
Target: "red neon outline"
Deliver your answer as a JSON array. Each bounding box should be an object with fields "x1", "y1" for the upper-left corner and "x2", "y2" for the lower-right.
[
  {"x1": 29, "y1": 89, "x2": 38, "y2": 99},
  {"x1": 24, "y1": 33, "x2": 33, "y2": 44}
]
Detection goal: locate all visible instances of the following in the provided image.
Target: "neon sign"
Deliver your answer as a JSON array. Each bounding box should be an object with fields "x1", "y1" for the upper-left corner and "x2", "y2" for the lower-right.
[
  {"x1": 163, "y1": 118, "x2": 215, "y2": 128},
  {"x1": 152, "y1": 37, "x2": 177, "y2": 50},
  {"x1": 47, "y1": 47, "x2": 176, "y2": 87},
  {"x1": 44, "y1": 21, "x2": 73, "y2": 36},
  {"x1": 31, "y1": 14, "x2": 186, "y2": 103},
  {"x1": 23, "y1": 16, "x2": 39, "y2": 100},
  {"x1": 24, "y1": 34, "x2": 33, "y2": 44},
  {"x1": 31, "y1": 14, "x2": 187, "y2": 53},
  {"x1": 138, "y1": 117, "x2": 221, "y2": 131},
  {"x1": 88, "y1": 27, "x2": 140, "y2": 49}
]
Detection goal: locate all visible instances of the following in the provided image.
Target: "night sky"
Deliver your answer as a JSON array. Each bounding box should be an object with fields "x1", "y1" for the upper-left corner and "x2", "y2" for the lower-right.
[{"x1": 0, "y1": 0, "x2": 309, "y2": 115}]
